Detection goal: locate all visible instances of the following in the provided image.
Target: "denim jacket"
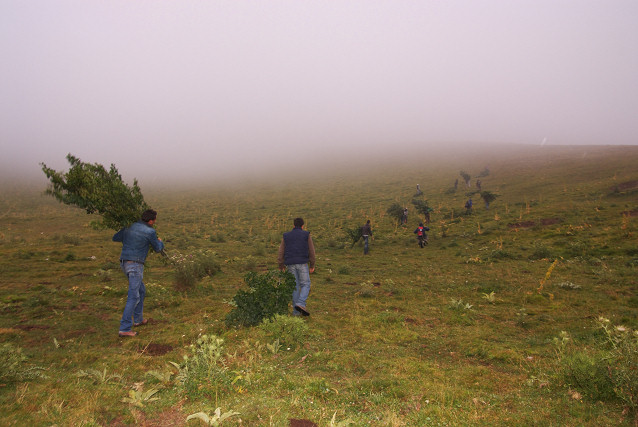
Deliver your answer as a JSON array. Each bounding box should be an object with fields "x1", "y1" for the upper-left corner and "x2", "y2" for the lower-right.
[{"x1": 113, "y1": 221, "x2": 164, "y2": 264}]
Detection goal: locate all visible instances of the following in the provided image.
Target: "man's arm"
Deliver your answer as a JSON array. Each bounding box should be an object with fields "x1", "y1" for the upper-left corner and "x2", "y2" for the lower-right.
[
  {"x1": 112, "y1": 228, "x2": 124, "y2": 242},
  {"x1": 307, "y1": 235, "x2": 316, "y2": 272},
  {"x1": 277, "y1": 238, "x2": 286, "y2": 271},
  {"x1": 149, "y1": 229, "x2": 165, "y2": 252}
]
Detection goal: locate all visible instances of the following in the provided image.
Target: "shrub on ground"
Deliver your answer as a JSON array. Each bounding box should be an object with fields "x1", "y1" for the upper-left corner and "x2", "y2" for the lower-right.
[
  {"x1": 259, "y1": 314, "x2": 309, "y2": 348},
  {"x1": 225, "y1": 270, "x2": 296, "y2": 327}
]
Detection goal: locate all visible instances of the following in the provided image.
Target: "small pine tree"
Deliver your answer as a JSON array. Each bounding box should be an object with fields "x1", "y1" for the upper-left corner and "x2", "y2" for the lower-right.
[
  {"x1": 411, "y1": 199, "x2": 433, "y2": 223},
  {"x1": 225, "y1": 270, "x2": 297, "y2": 327},
  {"x1": 460, "y1": 170, "x2": 471, "y2": 188},
  {"x1": 386, "y1": 203, "x2": 404, "y2": 225},
  {"x1": 345, "y1": 226, "x2": 363, "y2": 247},
  {"x1": 480, "y1": 190, "x2": 498, "y2": 209},
  {"x1": 41, "y1": 154, "x2": 149, "y2": 230}
]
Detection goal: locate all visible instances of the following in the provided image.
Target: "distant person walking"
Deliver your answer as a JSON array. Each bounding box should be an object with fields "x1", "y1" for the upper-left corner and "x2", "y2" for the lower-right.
[
  {"x1": 277, "y1": 217, "x2": 316, "y2": 316},
  {"x1": 361, "y1": 220, "x2": 373, "y2": 254},
  {"x1": 415, "y1": 184, "x2": 422, "y2": 196},
  {"x1": 465, "y1": 198, "x2": 473, "y2": 214},
  {"x1": 476, "y1": 179, "x2": 482, "y2": 190},
  {"x1": 402, "y1": 207, "x2": 408, "y2": 225},
  {"x1": 113, "y1": 209, "x2": 164, "y2": 337},
  {"x1": 414, "y1": 222, "x2": 430, "y2": 248}
]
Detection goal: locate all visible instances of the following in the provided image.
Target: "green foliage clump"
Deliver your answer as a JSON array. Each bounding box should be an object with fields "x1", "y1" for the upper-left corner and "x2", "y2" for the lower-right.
[
  {"x1": 477, "y1": 167, "x2": 490, "y2": 177},
  {"x1": 41, "y1": 154, "x2": 149, "y2": 230},
  {"x1": 345, "y1": 226, "x2": 362, "y2": 247},
  {"x1": 225, "y1": 270, "x2": 297, "y2": 327},
  {"x1": 460, "y1": 170, "x2": 471, "y2": 187},
  {"x1": 557, "y1": 318, "x2": 638, "y2": 411},
  {"x1": 480, "y1": 190, "x2": 498, "y2": 209},
  {"x1": 411, "y1": 198, "x2": 432, "y2": 219},
  {"x1": 529, "y1": 244, "x2": 553, "y2": 260},
  {"x1": 259, "y1": 314, "x2": 309, "y2": 348},
  {"x1": 0, "y1": 343, "x2": 46, "y2": 383},
  {"x1": 386, "y1": 203, "x2": 404, "y2": 225}
]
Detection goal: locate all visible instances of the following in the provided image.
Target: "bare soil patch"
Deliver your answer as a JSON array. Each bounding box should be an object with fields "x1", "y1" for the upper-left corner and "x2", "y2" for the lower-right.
[
  {"x1": 14, "y1": 324, "x2": 51, "y2": 331},
  {"x1": 611, "y1": 180, "x2": 638, "y2": 192},
  {"x1": 622, "y1": 209, "x2": 638, "y2": 217},
  {"x1": 139, "y1": 343, "x2": 173, "y2": 356},
  {"x1": 508, "y1": 218, "x2": 562, "y2": 229},
  {"x1": 290, "y1": 420, "x2": 318, "y2": 427}
]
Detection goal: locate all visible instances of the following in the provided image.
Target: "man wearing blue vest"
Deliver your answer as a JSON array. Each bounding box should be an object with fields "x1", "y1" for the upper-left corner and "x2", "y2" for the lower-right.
[{"x1": 277, "y1": 217, "x2": 316, "y2": 316}]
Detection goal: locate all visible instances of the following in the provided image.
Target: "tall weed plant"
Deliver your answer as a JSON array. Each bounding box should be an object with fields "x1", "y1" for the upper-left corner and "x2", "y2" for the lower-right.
[
  {"x1": 558, "y1": 318, "x2": 638, "y2": 411},
  {"x1": 170, "y1": 250, "x2": 221, "y2": 288},
  {"x1": 174, "y1": 335, "x2": 231, "y2": 398},
  {"x1": 0, "y1": 343, "x2": 46, "y2": 382}
]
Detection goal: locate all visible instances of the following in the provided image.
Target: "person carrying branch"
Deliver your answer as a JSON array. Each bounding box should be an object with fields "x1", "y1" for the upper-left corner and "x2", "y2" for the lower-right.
[
  {"x1": 361, "y1": 219, "x2": 373, "y2": 255},
  {"x1": 414, "y1": 222, "x2": 430, "y2": 248},
  {"x1": 113, "y1": 209, "x2": 164, "y2": 337},
  {"x1": 277, "y1": 217, "x2": 316, "y2": 316}
]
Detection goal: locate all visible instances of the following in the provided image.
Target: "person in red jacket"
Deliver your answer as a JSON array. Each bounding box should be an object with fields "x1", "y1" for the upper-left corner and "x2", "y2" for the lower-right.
[{"x1": 413, "y1": 223, "x2": 430, "y2": 248}]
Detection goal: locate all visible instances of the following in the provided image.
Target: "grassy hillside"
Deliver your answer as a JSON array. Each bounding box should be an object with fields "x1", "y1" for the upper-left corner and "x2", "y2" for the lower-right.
[{"x1": 1, "y1": 145, "x2": 637, "y2": 426}]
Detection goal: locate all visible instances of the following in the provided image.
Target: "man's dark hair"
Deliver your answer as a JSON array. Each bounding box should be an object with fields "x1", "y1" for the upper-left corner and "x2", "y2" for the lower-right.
[
  {"x1": 366, "y1": 220, "x2": 371, "y2": 224},
  {"x1": 141, "y1": 209, "x2": 157, "y2": 223},
  {"x1": 294, "y1": 217, "x2": 304, "y2": 228}
]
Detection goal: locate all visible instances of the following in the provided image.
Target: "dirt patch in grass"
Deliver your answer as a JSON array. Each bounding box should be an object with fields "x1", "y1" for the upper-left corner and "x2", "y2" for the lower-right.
[
  {"x1": 622, "y1": 209, "x2": 638, "y2": 217},
  {"x1": 139, "y1": 343, "x2": 173, "y2": 356},
  {"x1": 611, "y1": 180, "x2": 638, "y2": 192},
  {"x1": 508, "y1": 220, "x2": 535, "y2": 228},
  {"x1": 508, "y1": 218, "x2": 562, "y2": 228},
  {"x1": 14, "y1": 324, "x2": 51, "y2": 331},
  {"x1": 290, "y1": 420, "x2": 318, "y2": 427}
]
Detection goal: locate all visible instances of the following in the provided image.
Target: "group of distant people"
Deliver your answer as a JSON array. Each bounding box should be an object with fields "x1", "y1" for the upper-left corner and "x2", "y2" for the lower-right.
[{"x1": 114, "y1": 181, "x2": 450, "y2": 336}]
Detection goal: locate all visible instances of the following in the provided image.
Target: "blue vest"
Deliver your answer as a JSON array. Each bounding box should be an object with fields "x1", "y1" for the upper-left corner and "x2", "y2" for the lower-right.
[{"x1": 283, "y1": 227, "x2": 310, "y2": 265}]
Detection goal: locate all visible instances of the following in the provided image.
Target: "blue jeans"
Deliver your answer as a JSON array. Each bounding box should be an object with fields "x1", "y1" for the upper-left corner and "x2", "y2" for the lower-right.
[
  {"x1": 287, "y1": 263, "x2": 311, "y2": 315},
  {"x1": 363, "y1": 235, "x2": 369, "y2": 254},
  {"x1": 119, "y1": 261, "x2": 146, "y2": 332}
]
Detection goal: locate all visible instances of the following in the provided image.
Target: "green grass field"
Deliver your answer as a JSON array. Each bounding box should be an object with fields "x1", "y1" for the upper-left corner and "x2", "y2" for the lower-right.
[{"x1": 1, "y1": 145, "x2": 637, "y2": 426}]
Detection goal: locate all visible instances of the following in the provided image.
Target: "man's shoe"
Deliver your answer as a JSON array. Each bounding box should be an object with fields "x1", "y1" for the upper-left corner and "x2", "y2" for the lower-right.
[
  {"x1": 134, "y1": 319, "x2": 148, "y2": 327},
  {"x1": 118, "y1": 331, "x2": 138, "y2": 337},
  {"x1": 295, "y1": 305, "x2": 310, "y2": 316}
]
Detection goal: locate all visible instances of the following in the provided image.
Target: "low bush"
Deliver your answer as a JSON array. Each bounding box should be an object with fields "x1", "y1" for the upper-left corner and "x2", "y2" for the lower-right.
[
  {"x1": 259, "y1": 314, "x2": 309, "y2": 348},
  {"x1": 225, "y1": 270, "x2": 296, "y2": 327}
]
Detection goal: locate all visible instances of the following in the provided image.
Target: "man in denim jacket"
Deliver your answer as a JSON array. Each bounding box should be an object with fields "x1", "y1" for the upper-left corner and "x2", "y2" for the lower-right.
[{"x1": 113, "y1": 209, "x2": 164, "y2": 337}]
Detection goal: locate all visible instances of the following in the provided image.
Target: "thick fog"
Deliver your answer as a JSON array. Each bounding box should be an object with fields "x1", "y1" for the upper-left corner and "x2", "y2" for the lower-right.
[{"x1": 1, "y1": 1, "x2": 637, "y2": 186}]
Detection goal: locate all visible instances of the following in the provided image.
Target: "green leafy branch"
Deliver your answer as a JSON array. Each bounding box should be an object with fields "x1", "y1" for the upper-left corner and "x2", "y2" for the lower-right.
[{"x1": 41, "y1": 154, "x2": 149, "y2": 230}]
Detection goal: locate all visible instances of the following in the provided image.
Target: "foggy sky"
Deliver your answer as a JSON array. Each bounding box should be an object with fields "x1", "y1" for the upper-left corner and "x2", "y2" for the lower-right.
[{"x1": 1, "y1": 1, "x2": 637, "y2": 185}]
